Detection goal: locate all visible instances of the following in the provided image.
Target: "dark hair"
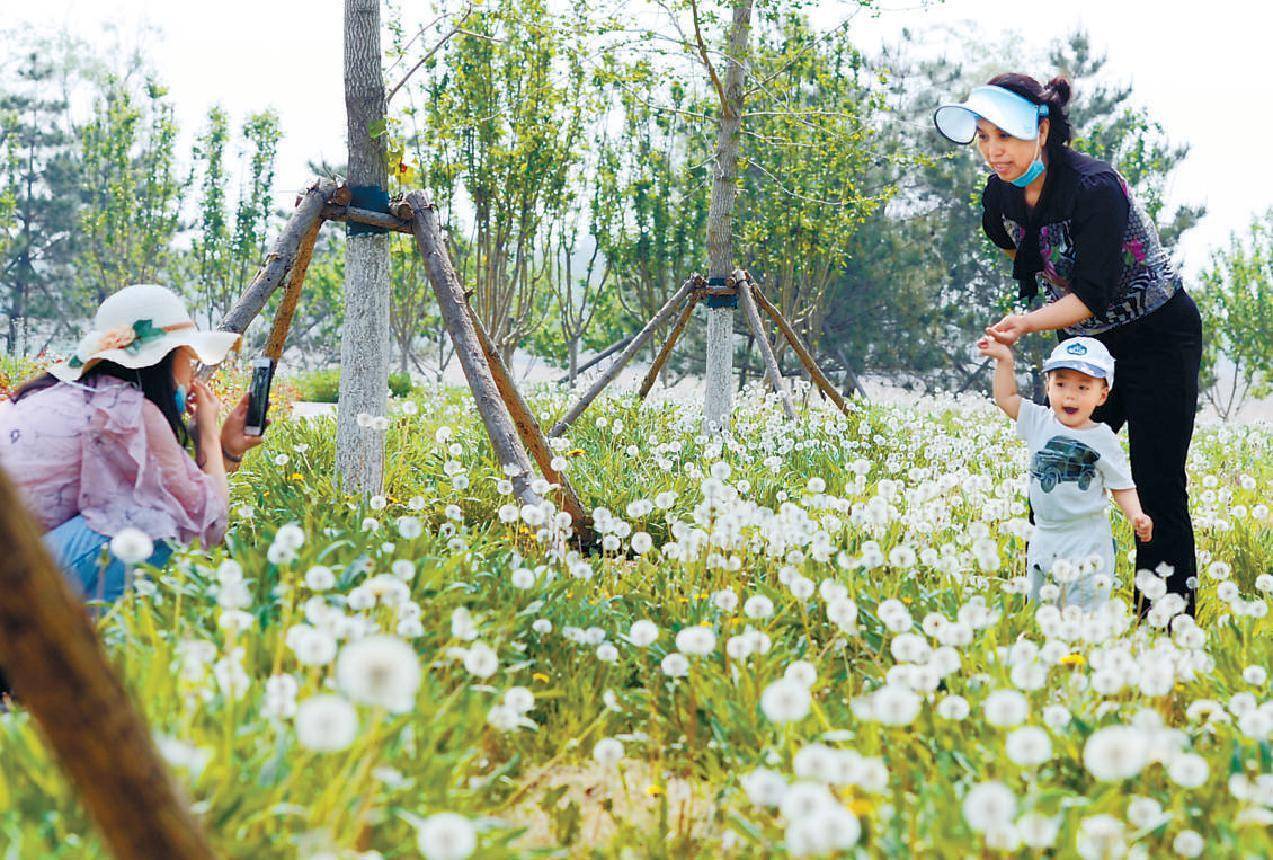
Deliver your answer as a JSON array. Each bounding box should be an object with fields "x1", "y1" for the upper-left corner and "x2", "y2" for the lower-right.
[
  {"x1": 986, "y1": 72, "x2": 1073, "y2": 154},
  {"x1": 11, "y1": 351, "x2": 193, "y2": 451}
]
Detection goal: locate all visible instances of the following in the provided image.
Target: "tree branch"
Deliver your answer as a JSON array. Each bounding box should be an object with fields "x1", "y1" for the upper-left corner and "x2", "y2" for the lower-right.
[
  {"x1": 386, "y1": 5, "x2": 477, "y2": 105},
  {"x1": 687, "y1": 0, "x2": 727, "y2": 110}
]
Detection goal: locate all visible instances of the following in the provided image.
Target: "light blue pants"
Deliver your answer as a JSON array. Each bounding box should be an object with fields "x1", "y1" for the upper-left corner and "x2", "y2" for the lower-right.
[{"x1": 42, "y1": 516, "x2": 171, "y2": 604}]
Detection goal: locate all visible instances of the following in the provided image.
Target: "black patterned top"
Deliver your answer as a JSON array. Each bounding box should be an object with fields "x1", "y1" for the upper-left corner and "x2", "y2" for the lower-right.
[{"x1": 980, "y1": 147, "x2": 1181, "y2": 336}]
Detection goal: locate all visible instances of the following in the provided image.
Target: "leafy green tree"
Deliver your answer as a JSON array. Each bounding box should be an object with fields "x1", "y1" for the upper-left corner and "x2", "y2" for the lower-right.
[
  {"x1": 77, "y1": 74, "x2": 184, "y2": 304},
  {"x1": 400, "y1": 0, "x2": 595, "y2": 359},
  {"x1": 737, "y1": 10, "x2": 890, "y2": 367},
  {"x1": 0, "y1": 51, "x2": 81, "y2": 355},
  {"x1": 186, "y1": 106, "x2": 280, "y2": 328},
  {"x1": 1196, "y1": 212, "x2": 1273, "y2": 420}
]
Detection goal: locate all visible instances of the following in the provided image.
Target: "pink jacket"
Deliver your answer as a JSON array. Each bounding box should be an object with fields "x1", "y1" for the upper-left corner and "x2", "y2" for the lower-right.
[{"x1": 0, "y1": 376, "x2": 228, "y2": 545}]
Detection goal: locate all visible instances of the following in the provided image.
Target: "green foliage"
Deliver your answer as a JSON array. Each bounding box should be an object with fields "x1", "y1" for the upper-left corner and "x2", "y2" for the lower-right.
[
  {"x1": 293, "y1": 368, "x2": 342, "y2": 403},
  {"x1": 292, "y1": 368, "x2": 413, "y2": 402},
  {"x1": 388, "y1": 370, "x2": 413, "y2": 398},
  {"x1": 77, "y1": 74, "x2": 184, "y2": 302},
  {"x1": 737, "y1": 10, "x2": 892, "y2": 355},
  {"x1": 398, "y1": 0, "x2": 598, "y2": 354},
  {"x1": 1197, "y1": 212, "x2": 1273, "y2": 419},
  {"x1": 0, "y1": 48, "x2": 82, "y2": 355}
]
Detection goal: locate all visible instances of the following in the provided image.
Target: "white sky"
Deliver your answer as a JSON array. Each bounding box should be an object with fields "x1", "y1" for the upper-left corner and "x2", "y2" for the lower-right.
[{"x1": 3, "y1": 0, "x2": 1268, "y2": 278}]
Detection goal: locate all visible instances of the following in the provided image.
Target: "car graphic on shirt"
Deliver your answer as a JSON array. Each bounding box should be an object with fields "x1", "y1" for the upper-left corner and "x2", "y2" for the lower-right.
[{"x1": 1030, "y1": 436, "x2": 1101, "y2": 494}]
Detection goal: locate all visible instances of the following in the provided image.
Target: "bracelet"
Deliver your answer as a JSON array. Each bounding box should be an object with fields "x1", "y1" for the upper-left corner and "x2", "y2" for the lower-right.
[{"x1": 222, "y1": 446, "x2": 243, "y2": 464}]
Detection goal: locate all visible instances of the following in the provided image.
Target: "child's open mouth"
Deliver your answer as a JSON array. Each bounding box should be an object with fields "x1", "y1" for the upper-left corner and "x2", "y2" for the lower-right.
[{"x1": 1063, "y1": 407, "x2": 1078, "y2": 416}]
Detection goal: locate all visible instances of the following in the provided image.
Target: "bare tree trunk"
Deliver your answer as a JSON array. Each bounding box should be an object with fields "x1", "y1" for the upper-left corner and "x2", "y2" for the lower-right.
[
  {"x1": 337, "y1": 0, "x2": 392, "y2": 495},
  {"x1": 0, "y1": 468, "x2": 216, "y2": 860},
  {"x1": 701, "y1": 0, "x2": 753, "y2": 433}
]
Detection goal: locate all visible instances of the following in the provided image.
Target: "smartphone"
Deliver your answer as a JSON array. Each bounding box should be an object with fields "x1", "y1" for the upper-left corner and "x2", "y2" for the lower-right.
[{"x1": 245, "y1": 357, "x2": 276, "y2": 436}]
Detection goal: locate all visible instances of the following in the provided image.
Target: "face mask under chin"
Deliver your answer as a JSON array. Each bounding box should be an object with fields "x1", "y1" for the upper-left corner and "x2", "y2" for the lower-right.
[{"x1": 1009, "y1": 139, "x2": 1045, "y2": 188}]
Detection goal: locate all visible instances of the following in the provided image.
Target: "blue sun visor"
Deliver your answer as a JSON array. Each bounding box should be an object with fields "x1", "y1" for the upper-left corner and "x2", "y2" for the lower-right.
[{"x1": 933, "y1": 86, "x2": 1049, "y2": 144}]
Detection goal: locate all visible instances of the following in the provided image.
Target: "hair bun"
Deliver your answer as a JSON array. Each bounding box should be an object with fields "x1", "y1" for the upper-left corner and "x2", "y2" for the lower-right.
[{"x1": 1045, "y1": 76, "x2": 1072, "y2": 108}]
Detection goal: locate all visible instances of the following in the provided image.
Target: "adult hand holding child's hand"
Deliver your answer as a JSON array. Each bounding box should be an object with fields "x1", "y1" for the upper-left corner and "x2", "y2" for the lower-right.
[
  {"x1": 1132, "y1": 513, "x2": 1153, "y2": 543},
  {"x1": 976, "y1": 335, "x2": 1011, "y2": 361}
]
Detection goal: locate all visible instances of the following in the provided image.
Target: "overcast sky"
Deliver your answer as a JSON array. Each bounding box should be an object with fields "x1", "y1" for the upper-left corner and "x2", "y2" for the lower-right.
[{"x1": 4, "y1": 0, "x2": 1267, "y2": 278}]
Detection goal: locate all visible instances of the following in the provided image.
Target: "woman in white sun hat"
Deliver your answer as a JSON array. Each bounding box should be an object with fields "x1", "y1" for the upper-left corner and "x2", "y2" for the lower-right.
[
  {"x1": 935, "y1": 73, "x2": 1203, "y2": 616},
  {"x1": 0, "y1": 284, "x2": 266, "y2": 604}
]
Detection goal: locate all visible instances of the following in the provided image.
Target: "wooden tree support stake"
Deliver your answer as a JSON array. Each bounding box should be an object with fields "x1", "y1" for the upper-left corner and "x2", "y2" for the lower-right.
[
  {"x1": 749, "y1": 277, "x2": 853, "y2": 418},
  {"x1": 557, "y1": 333, "x2": 635, "y2": 385},
  {"x1": 219, "y1": 178, "x2": 337, "y2": 335},
  {"x1": 263, "y1": 219, "x2": 322, "y2": 362},
  {"x1": 463, "y1": 303, "x2": 595, "y2": 544},
  {"x1": 637, "y1": 293, "x2": 699, "y2": 401},
  {"x1": 404, "y1": 190, "x2": 544, "y2": 511},
  {"x1": 549, "y1": 278, "x2": 696, "y2": 437},
  {"x1": 736, "y1": 270, "x2": 796, "y2": 419},
  {"x1": 0, "y1": 468, "x2": 217, "y2": 860}
]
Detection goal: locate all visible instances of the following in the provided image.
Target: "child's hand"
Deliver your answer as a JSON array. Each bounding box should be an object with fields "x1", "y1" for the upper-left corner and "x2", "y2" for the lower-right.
[
  {"x1": 1132, "y1": 513, "x2": 1153, "y2": 543},
  {"x1": 976, "y1": 335, "x2": 1012, "y2": 361}
]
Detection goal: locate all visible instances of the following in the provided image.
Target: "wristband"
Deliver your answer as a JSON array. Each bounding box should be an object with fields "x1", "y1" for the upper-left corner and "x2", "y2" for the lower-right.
[{"x1": 222, "y1": 446, "x2": 243, "y2": 464}]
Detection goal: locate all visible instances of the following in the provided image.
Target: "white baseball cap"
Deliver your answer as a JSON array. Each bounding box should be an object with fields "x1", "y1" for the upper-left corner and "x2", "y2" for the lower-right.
[
  {"x1": 49, "y1": 284, "x2": 241, "y2": 382},
  {"x1": 1043, "y1": 337, "x2": 1115, "y2": 386},
  {"x1": 934, "y1": 85, "x2": 1049, "y2": 145}
]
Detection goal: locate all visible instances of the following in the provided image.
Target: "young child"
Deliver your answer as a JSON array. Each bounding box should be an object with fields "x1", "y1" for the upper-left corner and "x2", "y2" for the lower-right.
[{"x1": 976, "y1": 334, "x2": 1153, "y2": 610}]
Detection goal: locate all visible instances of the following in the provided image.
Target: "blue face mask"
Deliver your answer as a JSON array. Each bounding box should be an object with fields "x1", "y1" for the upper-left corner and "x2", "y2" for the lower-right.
[
  {"x1": 174, "y1": 384, "x2": 188, "y2": 415},
  {"x1": 1010, "y1": 151, "x2": 1045, "y2": 187},
  {"x1": 1009, "y1": 110, "x2": 1048, "y2": 188}
]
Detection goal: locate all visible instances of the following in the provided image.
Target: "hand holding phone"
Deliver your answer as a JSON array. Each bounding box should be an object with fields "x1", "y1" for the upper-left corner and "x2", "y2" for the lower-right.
[{"x1": 245, "y1": 357, "x2": 276, "y2": 436}]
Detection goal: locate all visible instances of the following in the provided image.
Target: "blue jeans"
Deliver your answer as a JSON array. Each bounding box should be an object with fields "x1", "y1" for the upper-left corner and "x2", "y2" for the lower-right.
[{"x1": 42, "y1": 516, "x2": 171, "y2": 604}]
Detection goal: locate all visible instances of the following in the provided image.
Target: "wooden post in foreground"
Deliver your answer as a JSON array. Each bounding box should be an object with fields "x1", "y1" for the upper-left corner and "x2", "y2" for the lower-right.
[
  {"x1": 737, "y1": 273, "x2": 795, "y2": 419},
  {"x1": 404, "y1": 190, "x2": 544, "y2": 510},
  {"x1": 0, "y1": 468, "x2": 216, "y2": 859},
  {"x1": 463, "y1": 303, "x2": 595, "y2": 544},
  {"x1": 749, "y1": 278, "x2": 854, "y2": 418},
  {"x1": 548, "y1": 278, "x2": 695, "y2": 437}
]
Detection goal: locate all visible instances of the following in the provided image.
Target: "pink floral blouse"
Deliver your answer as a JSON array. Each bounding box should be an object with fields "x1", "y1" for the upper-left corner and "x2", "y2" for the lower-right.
[{"x1": 0, "y1": 376, "x2": 228, "y2": 546}]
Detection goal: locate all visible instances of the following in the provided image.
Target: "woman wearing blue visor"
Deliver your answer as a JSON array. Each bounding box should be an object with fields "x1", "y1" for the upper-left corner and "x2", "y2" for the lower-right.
[{"x1": 935, "y1": 73, "x2": 1203, "y2": 617}]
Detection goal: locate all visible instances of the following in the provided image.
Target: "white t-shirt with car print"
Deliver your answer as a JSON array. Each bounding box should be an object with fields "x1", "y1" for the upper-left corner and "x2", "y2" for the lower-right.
[{"x1": 1015, "y1": 400, "x2": 1135, "y2": 523}]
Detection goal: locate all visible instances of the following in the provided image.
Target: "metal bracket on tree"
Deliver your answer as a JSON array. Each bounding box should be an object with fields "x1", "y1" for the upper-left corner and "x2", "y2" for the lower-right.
[
  {"x1": 703, "y1": 274, "x2": 738, "y2": 309},
  {"x1": 345, "y1": 185, "x2": 392, "y2": 236}
]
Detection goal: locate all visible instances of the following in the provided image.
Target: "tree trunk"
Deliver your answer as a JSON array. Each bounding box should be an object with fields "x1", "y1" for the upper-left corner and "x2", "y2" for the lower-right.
[
  {"x1": 568, "y1": 336, "x2": 579, "y2": 384},
  {"x1": 702, "y1": 0, "x2": 753, "y2": 434},
  {"x1": 337, "y1": 0, "x2": 392, "y2": 495},
  {"x1": 0, "y1": 467, "x2": 216, "y2": 859}
]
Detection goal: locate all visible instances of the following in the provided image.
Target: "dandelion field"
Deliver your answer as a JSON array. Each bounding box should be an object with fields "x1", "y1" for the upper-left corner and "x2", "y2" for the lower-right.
[{"x1": 1, "y1": 383, "x2": 1270, "y2": 858}]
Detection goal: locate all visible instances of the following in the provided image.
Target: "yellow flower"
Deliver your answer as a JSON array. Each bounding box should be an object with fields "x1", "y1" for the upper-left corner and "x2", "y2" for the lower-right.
[
  {"x1": 532, "y1": 673, "x2": 550, "y2": 683},
  {"x1": 848, "y1": 797, "x2": 874, "y2": 815},
  {"x1": 568, "y1": 449, "x2": 585, "y2": 457},
  {"x1": 1060, "y1": 653, "x2": 1086, "y2": 667},
  {"x1": 290, "y1": 472, "x2": 304, "y2": 481},
  {"x1": 646, "y1": 784, "x2": 663, "y2": 798}
]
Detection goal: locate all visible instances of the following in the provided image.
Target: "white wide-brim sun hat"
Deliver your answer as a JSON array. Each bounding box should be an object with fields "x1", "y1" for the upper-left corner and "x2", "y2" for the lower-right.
[
  {"x1": 933, "y1": 85, "x2": 1049, "y2": 145},
  {"x1": 49, "y1": 283, "x2": 241, "y2": 383}
]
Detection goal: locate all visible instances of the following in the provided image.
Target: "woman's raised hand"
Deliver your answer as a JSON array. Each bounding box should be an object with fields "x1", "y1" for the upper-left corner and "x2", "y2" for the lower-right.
[
  {"x1": 220, "y1": 393, "x2": 268, "y2": 461},
  {"x1": 188, "y1": 380, "x2": 222, "y2": 446}
]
